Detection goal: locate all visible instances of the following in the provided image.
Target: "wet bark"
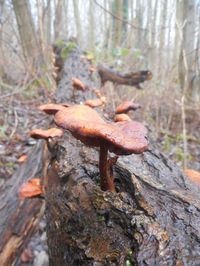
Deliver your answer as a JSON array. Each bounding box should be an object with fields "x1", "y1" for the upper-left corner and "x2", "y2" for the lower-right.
[{"x1": 45, "y1": 50, "x2": 200, "y2": 265}]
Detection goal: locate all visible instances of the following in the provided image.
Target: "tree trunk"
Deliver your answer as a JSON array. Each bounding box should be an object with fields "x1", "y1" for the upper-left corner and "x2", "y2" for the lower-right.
[
  {"x1": 135, "y1": 0, "x2": 143, "y2": 49},
  {"x1": 111, "y1": 0, "x2": 123, "y2": 48},
  {"x1": 54, "y1": 0, "x2": 63, "y2": 41},
  {"x1": 12, "y1": 0, "x2": 40, "y2": 67},
  {"x1": 121, "y1": 0, "x2": 129, "y2": 44},
  {"x1": 72, "y1": 0, "x2": 82, "y2": 46},
  {"x1": 178, "y1": 0, "x2": 199, "y2": 99},
  {"x1": 44, "y1": 0, "x2": 52, "y2": 44},
  {"x1": 88, "y1": 0, "x2": 95, "y2": 51}
]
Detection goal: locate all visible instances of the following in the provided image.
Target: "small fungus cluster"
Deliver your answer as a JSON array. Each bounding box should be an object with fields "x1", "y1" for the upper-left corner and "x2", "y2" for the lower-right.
[
  {"x1": 28, "y1": 66, "x2": 150, "y2": 193},
  {"x1": 31, "y1": 102, "x2": 148, "y2": 192}
]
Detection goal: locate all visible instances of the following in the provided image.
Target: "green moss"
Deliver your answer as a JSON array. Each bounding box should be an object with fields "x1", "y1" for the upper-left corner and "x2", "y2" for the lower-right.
[{"x1": 60, "y1": 42, "x2": 77, "y2": 60}]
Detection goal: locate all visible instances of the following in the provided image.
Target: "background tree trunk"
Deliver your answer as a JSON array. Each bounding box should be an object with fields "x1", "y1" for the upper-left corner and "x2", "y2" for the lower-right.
[
  {"x1": 72, "y1": 0, "x2": 82, "y2": 46},
  {"x1": 12, "y1": 0, "x2": 40, "y2": 67},
  {"x1": 54, "y1": 0, "x2": 63, "y2": 41},
  {"x1": 178, "y1": 0, "x2": 198, "y2": 99},
  {"x1": 111, "y1": 0, "x2": 123, "y2": 48},
  {"x1": 88, "y1": 0, "x2": 95, "y2": 51}
]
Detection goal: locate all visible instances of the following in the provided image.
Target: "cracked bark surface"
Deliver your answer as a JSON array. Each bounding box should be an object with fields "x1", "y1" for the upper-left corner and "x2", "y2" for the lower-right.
[{"x1": 45, "y1": 49, "x2": 200, "y2": 265}]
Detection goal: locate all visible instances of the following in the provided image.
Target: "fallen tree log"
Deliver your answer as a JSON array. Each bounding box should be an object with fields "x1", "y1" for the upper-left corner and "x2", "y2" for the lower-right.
[
  {"x1": 0, "y1": 46, "x2": 98, "y2": 266},
  {"x1": 1, "y1": 47, "x2": 200, "y2": 266},
  {"x1": 0, "y1": 142, "x2": 46, "y2": 266},
  {"x1": 98, "y1": 64, "x2": 152, "y2": 88},
  {"x1": 44, "y1": 51, "x2": 200, "y2": 265}
]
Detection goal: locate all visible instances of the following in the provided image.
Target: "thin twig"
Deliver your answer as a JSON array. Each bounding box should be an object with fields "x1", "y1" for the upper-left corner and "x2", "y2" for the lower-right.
[
  {"x1": 93, "y1": 0, "x2": 147, "y2": 32},
  {"x1": 9, "y1": 109, "x2": 18, "y2": 140}
]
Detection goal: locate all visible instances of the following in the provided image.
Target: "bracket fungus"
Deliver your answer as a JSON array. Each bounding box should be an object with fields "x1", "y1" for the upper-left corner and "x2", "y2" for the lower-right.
[
  {"x1": 114, "y1": 113, "x2": 132, "y2": 122},
  {"x1": 19, "y1": 178, "x2": 43, "y2": 198},
  {"x1": 115, "y1": 101, "x2": 141, "y2": 114},
  {"x1": 29, "y1": 128, "x2": 64, "y2": 155},
  {"x1": 30, "y1": 128, "x2": 64, "y2": 139},
  {"x1": 54, "y1": 105, "x2": 148, "y2": 192},
  {"x1": 84, "y1": 97, "x2": 106, "y2": 108},
  {"x1": 38, "y1": 103, "x2": 70, "y2": 115},
  {"x1": 72, "y1": 78, "x2": 86, "y2": 91}
]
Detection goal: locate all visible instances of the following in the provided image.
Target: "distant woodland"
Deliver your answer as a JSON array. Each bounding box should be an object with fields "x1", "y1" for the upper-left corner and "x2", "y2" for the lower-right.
[{"x1": 0, "y1": 0, "x2": 199, "y2": 100}]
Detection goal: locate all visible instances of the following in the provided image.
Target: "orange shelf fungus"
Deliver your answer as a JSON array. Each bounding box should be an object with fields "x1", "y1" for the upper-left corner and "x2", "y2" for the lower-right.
[
  {"x1": 72, "y1": 78, "x2": 86, "y2": 91},
  {"x1": 115, "y1": 101, "x2": 141, "y2": 114},
  {"x1": 84, "y1": 97, "x2": 106, "y2": 108},
  {"x1": 114, "y1": 114, "x2": 132, "y2": 122},
  {"x1": 19, "y1": 178, "x2": 43, "y2": 198},
  {"x1": 38, "y1": 103, "x2": 70, "y2": 115},
  {"x1": 29, "y1": 128, "x2": 64, "y2": 139},
  {"x1": 184, "y1": 169, "x2": 200, "y2": 187}
]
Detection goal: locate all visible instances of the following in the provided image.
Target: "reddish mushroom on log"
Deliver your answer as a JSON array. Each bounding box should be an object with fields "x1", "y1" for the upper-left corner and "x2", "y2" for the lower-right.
[
  {"x1": 184, "y1": 169, "x2": 200, "y2": 187},
  {"x1": 54, "y1": 105, "x2": 148, "y2": 192},
  {"x1": 84, "y1": 97, "x2": 106, "y2": 108},
  {"x1": 114, "y1": 113, "x2": 132, "y2": 122},
  {"x1": 115, "y1": 100, "x2": 141, "y2": 114},
  {"x1": 72, "y1": 78, "x2": 86, "y2": 91},
  {"x1": 38, "y1": 103, "x2": 70, "y2": 115},
  {"x1": 92, "y1": 88, "x2": 103, "y2": 98},
  {"x1": 30, "y1": 128, "x2": 64, "y2": 139},
  {"x1": 29, "y1": 128, "x2": 64, "y2": 155},
  {"x1": 19, "y1": 178, "x2": 43, "y2": 198}
]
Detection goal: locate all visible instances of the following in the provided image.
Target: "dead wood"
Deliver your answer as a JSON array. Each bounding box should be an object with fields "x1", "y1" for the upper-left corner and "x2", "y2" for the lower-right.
[
  {"x1": 98, "y1": 64, "x2": 153, "y2": 89},
  {"x1": 45, "y1": 51, "x2": 200, "y2": 265},
  {"x1": 0, "y1": 47, "x2": 98, "y2": 266},
  {"x1": 1, "y1": 47, "x2": 200, "y2": 266},
  {"x1": 0, "y1": 142, "x2": 46, "y2": 266}
]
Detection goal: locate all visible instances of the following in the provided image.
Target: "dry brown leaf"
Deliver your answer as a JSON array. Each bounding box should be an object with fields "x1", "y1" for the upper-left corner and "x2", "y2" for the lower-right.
[
  {"x1": 17, "y1": 154, "x2": 27, "y2": 163},
  {"x1": 19, "y1": 178, "x2": 43, "y2": 198}
]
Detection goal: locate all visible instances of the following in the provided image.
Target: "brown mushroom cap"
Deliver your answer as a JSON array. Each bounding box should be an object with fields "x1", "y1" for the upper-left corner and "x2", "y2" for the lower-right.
[
  {"x1": 114, "y1": 114, "x2": 132, "y2": 122},
  {"x1": 184, "y1": 169, "x2": 200, "y2": 186},
  {"x1": 54, "y1": 105, "x2": 148, "y2": 155},
  {"x1": 115, "y1": 101, "x2": 141, "y2": 114},
  {"x1": 38, "y1": 103, "x2": 68, "y2": 115},
  {"x1": 72, "y1": 78, "x2": 86, "y2": 91},
  {"x1": 84, "y1": 97, "x2": 106, "y2": 108},
  {"x1": 30, "y1": 128, "x2": 64, "y2": 139}
]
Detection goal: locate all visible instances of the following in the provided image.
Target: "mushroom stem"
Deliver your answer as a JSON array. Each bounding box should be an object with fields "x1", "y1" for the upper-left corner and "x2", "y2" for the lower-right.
[{"x1": 99, "y1": 143, "x2": 116, "y2": 192}]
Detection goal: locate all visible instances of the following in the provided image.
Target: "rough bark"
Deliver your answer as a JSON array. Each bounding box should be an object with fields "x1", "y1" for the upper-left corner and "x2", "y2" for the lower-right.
[{"x1": 45, "y1": 49, "x2": 200, "y2": 265}]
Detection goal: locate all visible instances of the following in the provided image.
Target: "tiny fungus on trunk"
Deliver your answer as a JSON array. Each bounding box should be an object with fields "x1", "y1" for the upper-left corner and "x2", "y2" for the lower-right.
[
  {"x1": 115, "y1": 100, "x2": 141, "y2": 114},
  {"x1": 72, "y1": 78, "x2": 86, "y2": 91},
  {"x1": 29, "y1": 128, "x2": 64, "y2": 139},
  {"x1": 29, "y1": 128, "x2": 64, "y2": 154},
  {"x1": 54, "y1": 105, "x2": 148, "y2": 192},
  {"x1": 114, "y1": 113, "x2": 132, "y2": 122},
  {"x1": 38, "y1": 103, "x2": 70, "y2": 115},
  {"x1": 84, "y1": 96, "x2": 106, "y2": 108}
]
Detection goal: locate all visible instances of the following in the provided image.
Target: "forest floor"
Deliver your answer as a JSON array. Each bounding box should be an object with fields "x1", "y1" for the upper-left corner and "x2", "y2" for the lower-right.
[{"x1": 0, "y1": 74, "x2": 200, "y2": 265}]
